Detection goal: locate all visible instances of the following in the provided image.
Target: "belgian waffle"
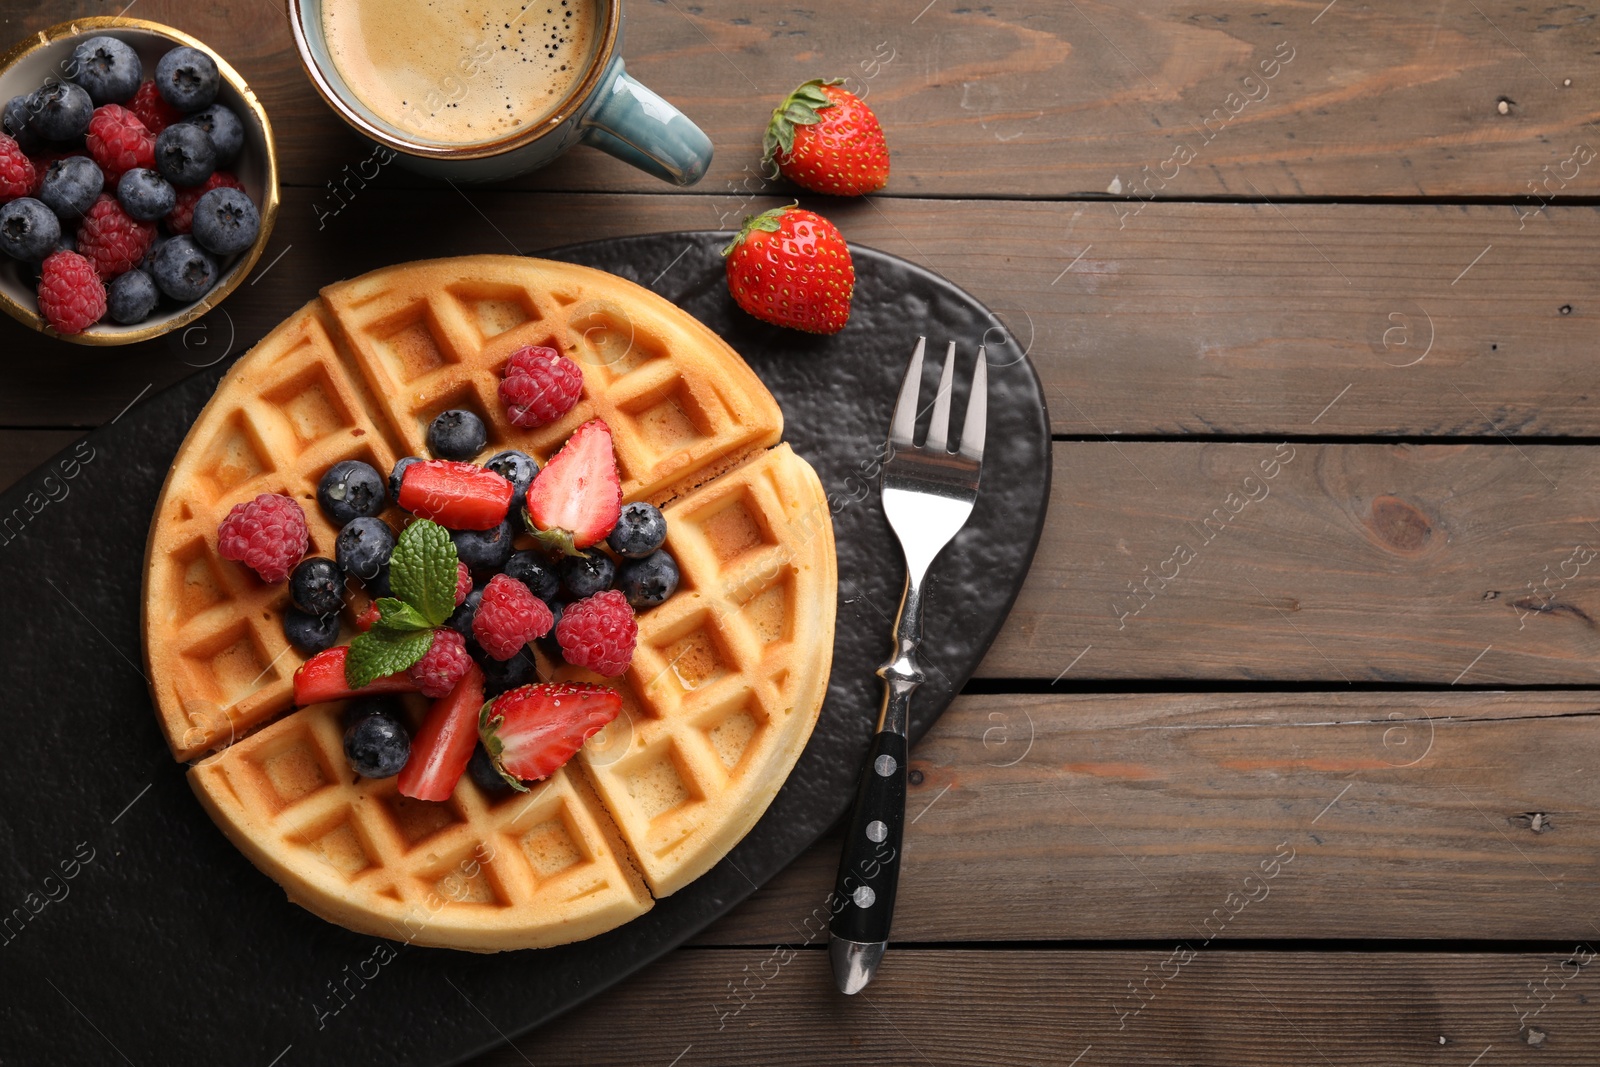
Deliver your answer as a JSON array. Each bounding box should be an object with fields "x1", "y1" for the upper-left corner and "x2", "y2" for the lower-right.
[{"x1": 143, "y1": 255, "x2": 837, "y2": 950}]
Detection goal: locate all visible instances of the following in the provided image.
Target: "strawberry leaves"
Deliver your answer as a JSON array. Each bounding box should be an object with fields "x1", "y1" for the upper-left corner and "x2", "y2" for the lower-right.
[
  {"x1": 344, "y1": 519, "x2": 458, "y2": 688},
  {"x1": 762, "y1": 78, "x2": 841, "y2": 175}
]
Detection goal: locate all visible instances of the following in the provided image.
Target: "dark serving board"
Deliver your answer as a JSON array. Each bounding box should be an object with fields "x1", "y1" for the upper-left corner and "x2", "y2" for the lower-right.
[{"x1": 0, "y1": 233, "x2": 1049, "y2": 1067}]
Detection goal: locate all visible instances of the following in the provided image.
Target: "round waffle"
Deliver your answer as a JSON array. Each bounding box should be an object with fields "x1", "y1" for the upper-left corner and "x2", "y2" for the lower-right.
[{"x1": 142, "y1": 255, "x2": 837, "y2": 951}]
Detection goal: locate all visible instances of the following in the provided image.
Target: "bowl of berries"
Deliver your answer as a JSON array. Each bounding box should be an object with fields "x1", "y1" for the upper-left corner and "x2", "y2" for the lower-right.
[{"x1": 0, "y1": 18, "x2": 278, "y2": 343}]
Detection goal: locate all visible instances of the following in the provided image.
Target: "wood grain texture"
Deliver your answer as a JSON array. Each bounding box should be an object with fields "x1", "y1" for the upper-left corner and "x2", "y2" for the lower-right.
[
  {"x1": 983, "y1": 441, "x2": 1600, "y2": 683},
  {"x1": 11, "y1": 0, "x2": 1600, "y2": 199},
  {"x1": 689, "y1": 692, "x2": 1600, "y2": 945},
  {"x1": 0, "y1": 191, "x2": 1595, "y2": 436},
  {"x1": 466, "y1": 948, "x2": 1600, "y2": 1066}
]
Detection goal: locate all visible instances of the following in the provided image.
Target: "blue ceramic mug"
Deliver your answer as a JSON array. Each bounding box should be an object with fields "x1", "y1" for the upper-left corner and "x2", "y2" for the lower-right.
[{"x1": 287, "y1": 0, "x2": 712, "y2": 185}]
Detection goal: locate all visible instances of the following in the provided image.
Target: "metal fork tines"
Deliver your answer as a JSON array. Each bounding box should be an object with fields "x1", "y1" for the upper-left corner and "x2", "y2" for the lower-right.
[{"x1": 829, "y1": 337, "x2": 987, "y2": 996}]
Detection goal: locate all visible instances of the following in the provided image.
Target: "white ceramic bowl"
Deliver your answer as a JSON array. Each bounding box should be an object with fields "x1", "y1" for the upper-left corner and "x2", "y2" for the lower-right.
[{"x1": 0, "y1": 17, "x2": 279, "y2": 345}]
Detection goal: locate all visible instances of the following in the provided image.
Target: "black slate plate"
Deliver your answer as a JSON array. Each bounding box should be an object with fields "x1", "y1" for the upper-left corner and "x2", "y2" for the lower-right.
[{"x1": 0, "y1": 233, "x2": 1049, "y2": 1067}]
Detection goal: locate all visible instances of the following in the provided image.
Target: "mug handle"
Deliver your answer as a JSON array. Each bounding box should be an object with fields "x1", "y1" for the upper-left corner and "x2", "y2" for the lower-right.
[{"x1": 580, "y1": 58, "x2": 713, "y2": 186}]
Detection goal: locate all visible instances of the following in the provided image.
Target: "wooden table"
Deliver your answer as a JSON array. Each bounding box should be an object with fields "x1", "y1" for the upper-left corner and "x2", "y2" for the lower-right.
[{"x1": 6, "y1": 1, "x2": 1598, "y2": 1063}]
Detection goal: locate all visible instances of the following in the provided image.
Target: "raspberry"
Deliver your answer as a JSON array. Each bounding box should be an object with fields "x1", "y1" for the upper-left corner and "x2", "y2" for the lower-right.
[
  {"x1": 355, "y1": 602, "x2": 381, "y2": 632},
  {"x1": 473, "y1": 573, "x2": 554, "y2": 661},
  {"x1": 555, "y1": 590, "x2": 637, "y2": 677},
  {"x1": 407, "y1": 628, "x2": 474, "y2": 698},
  {"x1": 85, "y1": 104, "x2": 154, "y2": 183},
  {"x1": 36, "y1": 251, "x2": 105, "y2": 334},
  {"x1": 455, "y1": 561, "x2": 472, "y2": 606},
  {"x1": 166, "y1": 170, "x2": 243, "y2": 235},
  {"x1": 128, "y1": 80, "x2": 183, "y2": 136},
  {"x1": 26, "y1": 150, "x2": 71, "y2": 196},
  {"x1": 499, "y1": 345, "x2": 583, "y2": 429},
  {"x1": 77, "y1": 194, "x2": 155, "y2": 280},
  {"x1": 216, "y1": 493, "x2": 308, "y2": 583},
  {"x1": 0, "y1": 134, "x2": 34, "y2": 201}
]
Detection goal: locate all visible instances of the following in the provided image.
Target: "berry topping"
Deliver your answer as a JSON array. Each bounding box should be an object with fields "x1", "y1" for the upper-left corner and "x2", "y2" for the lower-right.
[
  {"x1": 165, "y1": 169, "x2": 241, "y2": 234},
  {"x1": 617, "y1": 549, "x2": 680, "y2": 611},
  {"x1": 0, "y1": 197, "x2": 61, "y2": 262},
  {"x1": 77, "y1": 193, "x2": 155, "y2": 280},
  {"x1": 450, "y1": 519, "x2": 515, "y2": 572},
  {"x1": 154, "y1": 47, "x2": 221, "y2": 113},
  {"x1": 406, "y1": 627, "x2": 475, "y2": 698},
  {"x1": 317, "y1": 459, "x2": 387, "y2": 525},
  {"x1": 504, "y1": 549, "x2": 560, "y2": 602},
  {"x1": 293, "y1": 646, "x2": 420, "y2": 704},
  {"x1": 473, "y1": 573, "x2": 555, "y2": 661},
  {"x1": 355, "y1": 601, "x2": 381, "y2": 632},
  {"x1": 523, "y1": 419, "x2": 621, "y2": 555},
  {"x1": 283, "y1": 607, "x2": 340, "y2": 654},
  {"x1": 389, "y1": 456, "x2": 422, "y2": 501},
  {"x1": 398, "y1": 662, "x2": 485, "y2": 800},
  {"x1": 0, "y1": 134, "x2": 36, "y2": 201},
  {"x1": 86, "y1": 104, "x2": 154, "y2": 182},
  {"x1": 499, "y1": 345, "x2": 582, "y2": 429},
  {"x1": 427, "y1": 409, "x2": 488, "y2": 460},
  {"x1": 36, "y1": 248, "x2": 104, "y2": 333},
  {"x1": 334, "y1": 516, "x2": 396, "y2": 592},
  {"x1": 69, "y1": 37, "x2": 143, "y2": 106},
  {"x1": 190, "y1": 185, "x2": 257, "y2": 256},
  {"x1": 154, "y1": 122, "x2": 215, "y2": 187},
  {"x1": 343, "y1": 704, "x2": 410, "y2": 779},
  {"x1": 290, "y1": 556, "x2": 345, "y2": 617},
  {"x1": 478, "y1": 682, "x2": 622, "y2": 788},
  {"x1": 555, "y1": 590, "x2": 637, "y2": 677},
  {"x1": 559, "y1": 548, "x2": 615, "y2": 601},
  {"x1": 216, "y1": 492, "x2": 308, "y2": 583},
  {"x1": 484, "y1": 449, "x2": 538, "y2": 511},
  {"x1": 396, "y1": 458, "x2": 514, "y2": 531},
  {"x1": 37, "y1": 155, "x2": 103, "y2": 220},
  {"x1": 607, "y1": 501, "x2": 667, "y2": 559}
]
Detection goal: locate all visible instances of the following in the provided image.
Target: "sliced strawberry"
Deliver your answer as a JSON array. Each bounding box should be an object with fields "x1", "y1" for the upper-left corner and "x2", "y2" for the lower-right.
[
  {"x1": 354, "y1": 602, "x2": 381, "y2": 632},
  {"x1": 478, "y1": 682, "x2": 621, "y2": 789},
  {"x1": 523, "y1": 419, "x2": 621, "y2": 555},
  {"x1": 398, "y1": 663, "x2": 485, "y2": 801},
  {"x1": 396, "y1": 459, "x2": 513, "y2": 531},
  {"x1": 293, "y1": 646, "x2": 420, "y2": 705}
]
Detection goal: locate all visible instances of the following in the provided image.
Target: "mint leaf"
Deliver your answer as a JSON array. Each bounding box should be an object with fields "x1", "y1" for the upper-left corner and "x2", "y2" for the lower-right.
[
  {"x1": 389, "y1": 519, "x2": 459, "y2": 626},
  {"x1": 344, "y1": 627, "x2": 434, "y2": 689},
  {"x1": 371, "y1": 598, "x2": 431, "y2": 634}
]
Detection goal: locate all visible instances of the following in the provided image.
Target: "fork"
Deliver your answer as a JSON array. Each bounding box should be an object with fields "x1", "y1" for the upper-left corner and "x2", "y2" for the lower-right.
[{"x1": 829, "y1": 337, "x2": 987, "y2": 995}]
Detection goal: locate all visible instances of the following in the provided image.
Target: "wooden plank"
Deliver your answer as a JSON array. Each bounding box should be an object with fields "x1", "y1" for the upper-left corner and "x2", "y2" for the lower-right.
[
  {"x1": 0, "y1": 430, "x2": 84, "y2": 494},
  {"x1": 465, "y1": 948, "x2": 1600, "y2": 1065},
  {"x1": 13, "y1": 0, "x2": 1599, "y2": 199},
  {"x1": 0, "y1": 192, "x2": 1595, "y2": 435},
  {"x1": 984, "y1": 441, "x2": 1600, "y2": 683},
  {"x1": 690, "y1": 692, "x2": 1600, "y2": 946}
]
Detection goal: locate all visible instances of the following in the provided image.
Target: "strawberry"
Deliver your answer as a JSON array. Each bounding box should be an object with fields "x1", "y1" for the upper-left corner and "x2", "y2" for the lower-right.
[
  {"x1": 478, "y1": 682, "x2": 621, "y2": 790},
  {"x1": 762, "y1": 79, "x2": 889, "y2": 196},
  {"x1": 398, "y1": 663, "x2": 485, "y2": 801},
  {"x1": 293, "y1": 646, "x2": 420, "y2": 704},
  {"x1": 396, "y1": 458, "x2": 513, "y2": 531},
  {"x1": 722, "y1": 205, "x2": 855, "y2": 335},
  {"x1": 523, "y1": 419, "x2": 621, "y2": 556}
]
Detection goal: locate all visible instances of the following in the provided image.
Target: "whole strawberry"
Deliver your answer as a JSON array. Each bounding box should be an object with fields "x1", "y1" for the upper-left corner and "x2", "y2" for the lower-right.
[
  {"x1": 762, "y1": 79, "x2": 889, "y2": 196},
  {"x1": 722, "y1": 204, "x2": 854, "y2": 335}
]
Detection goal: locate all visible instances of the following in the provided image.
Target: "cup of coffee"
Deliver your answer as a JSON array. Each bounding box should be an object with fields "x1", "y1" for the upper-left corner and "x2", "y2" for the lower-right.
[{"x1": 287, "y1": 0, "x2": 712, "y2": 184}]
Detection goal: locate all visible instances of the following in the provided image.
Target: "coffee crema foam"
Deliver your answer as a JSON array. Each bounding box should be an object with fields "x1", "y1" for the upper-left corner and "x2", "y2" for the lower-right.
[{"x1": 322, "y1": 0, "x2": 595, "y2": 144}]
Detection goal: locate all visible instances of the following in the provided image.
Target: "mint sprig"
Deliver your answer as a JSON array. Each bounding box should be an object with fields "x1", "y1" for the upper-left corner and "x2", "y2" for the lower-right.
[{"x1": 343, "y1": 519, "x2": 459, "y2": 689}]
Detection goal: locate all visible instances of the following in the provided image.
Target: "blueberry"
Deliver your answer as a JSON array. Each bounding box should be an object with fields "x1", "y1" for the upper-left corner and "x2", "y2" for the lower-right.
[
  {"x1": 154, "y1": 123, "x2": 216, "y2": 187},
  {"x1": 607, "y1": 501, "x2": 667, "y2": 559},
  {"x1": 467, "y1": 742, "x2": 513, "y2": 794},
  {"x1": 343, "y1": 707, "x2": 410, "y2": 778},
  {"x1": 365, "y1": 564, "x2": 392, "y2": 600},
  {"x1": 69, "y1": 36, "x2": 142, "y2": 105},
  {"x1": 336, "y1": 516, "x2": 396, "y2": 590},
  {"x1": 0, "y1": 198, "x2": 61, "y2": 262},
  {"x1": 427, "y1": 409, "x2": 487, "y2": 460},
  {"x1": 283, "y1": 607, "x2": 340, "y2": 654},
  {"x1": 389, "y1": 455, "x2": 422, "y2": 501},
  {"x1": 451, "y1": 519, "x2": 514, "y2": 572},
  {"x1": 617, "y1": 550, "x2": 679, "y2": 611},
  {"x1": 26, "y1": 81, "x2": 93, "y2": 142},
  {"x1": 116, "y1": 168, "x2": 175, "y2": 222},
  {"x1": 105, "y1": 269, "x2": 158, "y2": 325},
  {"x1": 481, "y1": 647, "x2": 538, "y2": 698},
  {"x1": 290, "y1": 556, "x2": 345, "y2": 617},
  {"x1": 190, "y1": 186, "x2": 257, "y2": 256},
  {"x1": 447, "y1": 587, "x2": 483, "y2": 642},
  {"x1": 182, "y1": 103, "x2": 243, "y2": 166},
  {"x1": 484, "y1": 449, "x2": 538, "y2": 512},
  {"x1": 37, "y1": 156, "x2": 103, "y2": 221},
  {"x1": 151, "y1": 235, "x2": 217, "y2": 301},
  {"x1": 140, "y1": 234, "x2": 165, "y2": 272},
  {"x1": 560, "y1": 549, "x2": 615, "y2": 600},
  {"x1": 504, "y1": 550, "x2": 560, "y2": 602},
  {"x1": 154, "y1": 46, "x2": 220, "y2": 113},
  {"x1": 317, "y1": 459, "x2": 386, "y2": 525},
  {"x1": 3, "y1": 96, "x2": 41, "y2": 152}
]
